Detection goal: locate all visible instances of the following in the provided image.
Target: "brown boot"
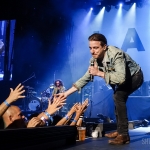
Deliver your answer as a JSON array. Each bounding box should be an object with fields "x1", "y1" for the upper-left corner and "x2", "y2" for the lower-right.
[
  {"x1": 105, "y1": 131, "x2": 118, "y2": 138},
  {"x1": 108, "y1": 134, "x2": 130, "y2": 145}
]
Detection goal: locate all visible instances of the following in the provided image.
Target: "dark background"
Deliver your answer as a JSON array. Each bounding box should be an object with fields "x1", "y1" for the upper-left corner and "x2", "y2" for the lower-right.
[{"x1": 0, "y1": 0, "x2": 76, "y2": 102}]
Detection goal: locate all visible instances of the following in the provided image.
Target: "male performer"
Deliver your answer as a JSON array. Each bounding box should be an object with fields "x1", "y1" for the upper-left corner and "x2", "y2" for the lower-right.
[{"x1": 58, "y1": 33, "x2": 143, "y2": 145}]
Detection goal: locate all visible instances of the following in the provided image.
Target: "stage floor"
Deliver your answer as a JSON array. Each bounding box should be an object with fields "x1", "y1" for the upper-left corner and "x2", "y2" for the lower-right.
[{"x1": 62, "y1": 126, "x2": 150, "y2": 150}]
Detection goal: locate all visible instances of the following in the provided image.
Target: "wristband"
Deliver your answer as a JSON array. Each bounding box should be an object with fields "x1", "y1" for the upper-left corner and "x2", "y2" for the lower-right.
[
  {"x1": 24, "y1": 117, "x2": 28, "y2": 124},
  {"x1": 72, "y1": 119, "x2": 77, "y2": 123},
  {"x1": 41, "y1": 116, "x2": 47, "y2": 123},
  {"x1": 44, "y1": 111, "x2": 53, "y2": 123},
  {"x1": 64, "y1": 115, "x2": 69, "y2": 120},
  {"x1": 41, "y1": 116, "x2": 49, "y2": 126},
  {"x1": 4, "y1": 100, "x2": 10, "y2": 107}
]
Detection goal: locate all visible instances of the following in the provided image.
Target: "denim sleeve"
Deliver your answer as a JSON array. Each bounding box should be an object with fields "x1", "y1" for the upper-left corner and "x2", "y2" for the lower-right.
[
  {"x1": 73, "y1": 70, "x2": 91, "y2": 91},
  {"x1": 104, "y1": 51, "x2": 126, "y2": 85}
]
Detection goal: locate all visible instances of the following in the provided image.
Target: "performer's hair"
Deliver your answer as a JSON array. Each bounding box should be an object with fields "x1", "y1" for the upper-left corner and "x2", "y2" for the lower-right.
[
  {"x1": 54, "y1": 79, "x2": 63, "y2": 86},
  {"x1": 88, "y1": 33, "x2": 107, "y2": 46}
]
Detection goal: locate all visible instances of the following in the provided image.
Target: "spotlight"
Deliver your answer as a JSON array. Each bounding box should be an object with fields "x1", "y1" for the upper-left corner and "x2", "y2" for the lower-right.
[
  {"x1": 90, "y1": 7, "x2": 93, "y2": 11},
  {"x1": 115, "y1": 3, "x2": 122, "y2": 9}
]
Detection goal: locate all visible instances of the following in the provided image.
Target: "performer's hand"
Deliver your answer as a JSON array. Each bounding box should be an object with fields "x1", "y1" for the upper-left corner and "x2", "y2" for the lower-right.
[
  {"x1": 89, "y1": 62, "x2": 105, "y2": 78},
  {"x1": 56, "y1": 92, "x2": 67, "y2": 100},
  {"x1": 88, "y1": 61, "x2": 99, "y2": 76},
  {"x1": 6, "y1": 83, "x2": 25, "y2": 103}
]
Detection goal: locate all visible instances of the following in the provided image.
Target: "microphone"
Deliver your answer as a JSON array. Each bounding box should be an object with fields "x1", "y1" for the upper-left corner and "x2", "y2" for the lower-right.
[{"x1": 90, "y1": 59, "x2": 94, "y2": 82}]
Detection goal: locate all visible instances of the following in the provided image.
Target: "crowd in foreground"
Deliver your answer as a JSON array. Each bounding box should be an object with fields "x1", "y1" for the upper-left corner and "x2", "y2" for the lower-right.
[{"x1": 0, "y1": 83, "x2": 89, "y2": 129}]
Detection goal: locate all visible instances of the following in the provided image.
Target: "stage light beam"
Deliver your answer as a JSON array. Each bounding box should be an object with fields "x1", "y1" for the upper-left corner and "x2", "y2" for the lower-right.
[
  {"x1": 124, "y1": 2, "x2": 136, "y2": 26},
  {"x1": 92, "y1": 7, "x2": 105, "y2": 30}
]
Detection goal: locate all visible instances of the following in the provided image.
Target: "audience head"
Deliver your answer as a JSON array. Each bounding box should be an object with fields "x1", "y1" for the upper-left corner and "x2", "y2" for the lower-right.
[{"x1": 2, "y1": 105, "x2": 26, "y2": 129}]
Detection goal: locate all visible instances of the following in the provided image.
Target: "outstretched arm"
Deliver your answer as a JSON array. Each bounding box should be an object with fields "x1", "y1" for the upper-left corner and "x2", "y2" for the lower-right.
[
  {"x1": 57, "y1": 86, "x2": 78, "y2": 99},
  {"x1": 0, "y1": 83, "x2": 25, "y2": 117},
  {"x1": 37, "y1": 95, "x2": 66, "y2": 125},
  {"x1": 56, "y1": 103, "x2": 78, "y2": 126},
  {"x1": 70, "y1": 99, "x2": 89, "y2": 126}
]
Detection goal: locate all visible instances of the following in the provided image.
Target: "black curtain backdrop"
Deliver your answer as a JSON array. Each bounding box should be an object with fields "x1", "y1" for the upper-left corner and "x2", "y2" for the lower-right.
[{"x1": 12, "y1": 7, "x2": 73, "y2": 94}]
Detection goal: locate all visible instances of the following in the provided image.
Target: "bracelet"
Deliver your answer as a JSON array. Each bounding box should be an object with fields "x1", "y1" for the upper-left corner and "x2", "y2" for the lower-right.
[
  {"x1": 64, "y1": 115, "x2": 69, "y2": 120},
  {"x1": 4, "y1": 100, "x2": 10, "y2": 107},
  {"x1": 72, "y1": 119, "x2": 77, "y2": 123},
  {"x1": 24, "y1": 117, "x2": 28, "y2": 124},
  {"x1": 41, "y1": 116, "x2": 49, "y2": 126},
  {"x1": 41, "y1": 116, "x2": 47, "y2": 123},
  {"x1": 44, "y1": 111, "x2": 53, "y2": 123}
]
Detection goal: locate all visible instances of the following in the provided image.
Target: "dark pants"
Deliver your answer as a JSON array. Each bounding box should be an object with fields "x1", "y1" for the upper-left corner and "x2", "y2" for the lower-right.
[{"x1": 111, "y1": 69, "x2": 143, "y2": 135}]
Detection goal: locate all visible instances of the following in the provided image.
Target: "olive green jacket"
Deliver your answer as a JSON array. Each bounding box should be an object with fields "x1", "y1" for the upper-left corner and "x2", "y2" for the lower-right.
[{"x1": 74, "y1": 46, "x2": 141, "y2": 91}]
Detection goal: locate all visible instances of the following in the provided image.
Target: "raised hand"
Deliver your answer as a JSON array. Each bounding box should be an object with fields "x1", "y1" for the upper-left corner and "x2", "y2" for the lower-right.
[
  {"x1": 70, "y1": 100, "x2": 89, "y2": 126},
  {"x1": 27, "y1": 117, "x2": 44, "y2": 128},
  {"x1": 81, "y1": 99, "x2": 89, "y2": 112},
  {"x1": 75, "y1": 103, "x2": 83, "y2": 116},
  {"x1": 67, "y1": 103, "x2": 78, "y2": 116},
  {"x1": 75, "y1": 99, "x2": 89, "y2": 116},
  {"x1": 6, "y1": 83, "x2": 25, "y2": 103},
  {"x1": 56, "y1": 103, "x2": 78, "y2": 126},
  {"x1": 46, "y1": 95, "x2": 66, "y2": 115}
]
